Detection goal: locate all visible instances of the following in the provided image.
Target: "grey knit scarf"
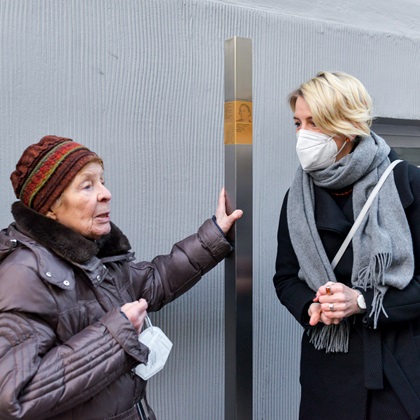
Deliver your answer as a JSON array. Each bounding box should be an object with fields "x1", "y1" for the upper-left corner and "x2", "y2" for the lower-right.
[{"x1": 287, "y1": 132, "x2": 414, "y2": 352}]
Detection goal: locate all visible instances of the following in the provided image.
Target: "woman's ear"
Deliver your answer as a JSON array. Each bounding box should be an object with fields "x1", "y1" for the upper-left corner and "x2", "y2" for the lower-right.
[
  {"x1": 45, "y1": 196, "x2": 61, "y2": 220},
  {"x1": 45, "y1": 209, "x2": 58, "y2": 220}
]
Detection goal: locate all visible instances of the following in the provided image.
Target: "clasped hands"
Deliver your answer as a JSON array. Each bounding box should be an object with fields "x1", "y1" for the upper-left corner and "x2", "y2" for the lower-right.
[{"x1": 308, "y1": 282, "x2": 361, "y2": 326}]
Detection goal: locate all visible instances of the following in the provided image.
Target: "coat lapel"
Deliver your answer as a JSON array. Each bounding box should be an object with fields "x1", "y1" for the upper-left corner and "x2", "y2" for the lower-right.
[{"x1": 314, "y1": 186, "x2": 354, "y2": 235}]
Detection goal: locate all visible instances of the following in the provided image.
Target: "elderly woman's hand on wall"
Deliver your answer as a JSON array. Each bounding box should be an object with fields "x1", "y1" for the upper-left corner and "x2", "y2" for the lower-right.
[{"x1": 214, "y1": 188, "x2": 243, "y2": 234}]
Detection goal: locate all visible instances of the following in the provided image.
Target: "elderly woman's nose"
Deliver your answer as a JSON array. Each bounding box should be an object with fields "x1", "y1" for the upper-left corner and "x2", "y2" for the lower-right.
[{"x1": 98, "y1": 184, "x2": 112, "y2": 201}]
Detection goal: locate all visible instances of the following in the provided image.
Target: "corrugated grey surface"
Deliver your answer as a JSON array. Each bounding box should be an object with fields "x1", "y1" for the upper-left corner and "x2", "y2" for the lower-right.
[
  {"x1": 206, "y1": 0, "x2": 420, "y2": 38},
  {"x1": 1, "y1": 1, "x2": 420, "y2": 419}
]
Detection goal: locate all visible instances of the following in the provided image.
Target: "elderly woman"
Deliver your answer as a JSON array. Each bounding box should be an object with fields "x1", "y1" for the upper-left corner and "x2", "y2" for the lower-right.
[
  {"x1": 0, "y1": 135, "x2": 242, "y2": 419},
  {"x1": 273, "y1": 72, "x2": 420, "y2": 419}
]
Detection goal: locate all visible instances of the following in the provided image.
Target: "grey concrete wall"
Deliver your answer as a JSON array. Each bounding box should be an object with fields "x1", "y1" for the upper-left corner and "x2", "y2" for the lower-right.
[
  {"x1": 1, "y1": 1, "x2": 419, "y2": 419},
  {"x1": 207, "y1": 0, "x2": 420, "y2": 38}
]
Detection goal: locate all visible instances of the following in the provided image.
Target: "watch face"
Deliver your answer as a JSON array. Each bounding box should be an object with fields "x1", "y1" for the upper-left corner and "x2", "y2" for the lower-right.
[{"x1": 357, "y1": 294, "x2": 367, "y2": 310}]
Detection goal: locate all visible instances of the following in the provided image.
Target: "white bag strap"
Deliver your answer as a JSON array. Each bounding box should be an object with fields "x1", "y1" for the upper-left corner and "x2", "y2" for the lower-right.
[
  {"x1": 144, "y1": 315, "x2": 152, "y2": 329},
  {"x1": 331, "y1": 159, "x2": 403, "y2": 270}
]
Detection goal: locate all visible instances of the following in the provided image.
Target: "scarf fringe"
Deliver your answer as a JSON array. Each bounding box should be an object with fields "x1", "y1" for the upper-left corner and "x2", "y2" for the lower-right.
[
  {"x1": 308, "y1": 321, "x2": 350, "y2": 353},
  {"x1": 357, "y1": 252, "x2": 391, "y2": 328},
  {"x1": 370, "y1": 289, "x2": 388, "y2": 328},
  {"x1": 357, "y1": 252, "x2": 392, "y2": 289}
]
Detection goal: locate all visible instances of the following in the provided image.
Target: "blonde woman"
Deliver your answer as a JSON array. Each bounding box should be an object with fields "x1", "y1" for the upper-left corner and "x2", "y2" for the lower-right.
[{"x1": 274, "y1": 71, "x2": 420, "y2": 419}]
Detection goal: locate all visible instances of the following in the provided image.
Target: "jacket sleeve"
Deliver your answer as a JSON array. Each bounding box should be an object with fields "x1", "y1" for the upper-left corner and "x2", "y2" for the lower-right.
[
  {"x1": 273, "y1": 191, "x2": 316, "y2": 327},
  {"x1": 0, "y1": 263, "x2": 148, "y2": 419},
  {"x1": 130, "y1": 218, "x2": 233, "y2": 310},
  {"x1": 363, "y1": 164, "x2": 420, "y2": 327}
]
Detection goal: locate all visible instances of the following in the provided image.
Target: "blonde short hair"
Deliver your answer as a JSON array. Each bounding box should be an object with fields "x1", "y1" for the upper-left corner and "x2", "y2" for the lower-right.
[{"x1": 288, "y1": 71, "x2": 373, "y2": 138}]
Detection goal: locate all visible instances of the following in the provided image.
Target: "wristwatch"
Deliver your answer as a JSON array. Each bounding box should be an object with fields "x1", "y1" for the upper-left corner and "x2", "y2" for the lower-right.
[{"x1": 356, "y1": 290, "x2": 367, "y2": 311}]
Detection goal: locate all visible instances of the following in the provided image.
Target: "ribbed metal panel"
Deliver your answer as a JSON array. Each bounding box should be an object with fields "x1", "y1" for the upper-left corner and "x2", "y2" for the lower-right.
[{"x1": 1, "y1": 1, "x2": 420, "y2": 419}]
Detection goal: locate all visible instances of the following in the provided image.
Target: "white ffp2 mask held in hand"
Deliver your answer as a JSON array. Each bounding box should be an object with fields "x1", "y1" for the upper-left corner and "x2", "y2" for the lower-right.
[
  {"x1": 134, "y1": 315, "x2": 173, "y2": 380},
  {"x1": 296, "y1": 129, "x2": 346, "y2": 171}
]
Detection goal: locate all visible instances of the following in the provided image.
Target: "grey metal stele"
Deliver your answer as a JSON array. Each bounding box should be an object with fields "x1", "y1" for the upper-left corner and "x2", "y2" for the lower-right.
[{"x1": 224, "y1": 36, "x2": 253, "y2": 420}]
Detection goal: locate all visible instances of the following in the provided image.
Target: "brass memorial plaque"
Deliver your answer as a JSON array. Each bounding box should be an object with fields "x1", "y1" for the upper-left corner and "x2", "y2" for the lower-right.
[{"x1": 224, "y1": 100, "x2": 253, "y2": 145}]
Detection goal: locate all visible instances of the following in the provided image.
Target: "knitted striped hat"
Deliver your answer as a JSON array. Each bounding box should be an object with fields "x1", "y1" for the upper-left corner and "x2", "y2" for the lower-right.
[{"x1": 11, "y1": 135, "x2": 102, "y2": 214}]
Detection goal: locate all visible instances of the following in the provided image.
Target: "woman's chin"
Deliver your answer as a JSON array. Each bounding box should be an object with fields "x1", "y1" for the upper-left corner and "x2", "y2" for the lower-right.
[{"x1": 87, "y1": 223, "x2": 112, "y2": 240}]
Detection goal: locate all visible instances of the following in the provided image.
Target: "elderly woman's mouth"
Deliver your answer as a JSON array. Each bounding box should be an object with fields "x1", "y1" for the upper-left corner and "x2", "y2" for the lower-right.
[{"x1": 96, "y1": 212, "x2": 110, "y2": 220}]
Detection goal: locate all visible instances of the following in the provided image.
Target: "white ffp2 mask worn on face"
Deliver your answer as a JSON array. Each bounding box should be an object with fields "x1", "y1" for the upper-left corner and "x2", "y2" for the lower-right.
[{"x1": 296, "y1": 129, "x2": 346, "y2": 172}]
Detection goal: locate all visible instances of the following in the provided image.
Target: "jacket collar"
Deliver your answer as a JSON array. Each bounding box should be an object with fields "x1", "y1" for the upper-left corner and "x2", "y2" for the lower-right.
[
  {"x1": 11, "y1": 201, "x2": 131, "y2": 264},
  {"x1": 314, "y1": 186, "x2": 354, "y2": 235}
]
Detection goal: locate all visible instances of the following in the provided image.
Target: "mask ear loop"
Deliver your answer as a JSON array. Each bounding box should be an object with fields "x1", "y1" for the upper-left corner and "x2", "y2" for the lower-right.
[{"x1": 332, "y1": 136, "x2": 353, "y2": 161}]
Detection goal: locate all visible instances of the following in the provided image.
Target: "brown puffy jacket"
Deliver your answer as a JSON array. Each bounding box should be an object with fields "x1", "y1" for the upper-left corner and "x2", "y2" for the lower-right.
[{"x1": 0, "y1": 202, "x2": 232, "y2": 419}]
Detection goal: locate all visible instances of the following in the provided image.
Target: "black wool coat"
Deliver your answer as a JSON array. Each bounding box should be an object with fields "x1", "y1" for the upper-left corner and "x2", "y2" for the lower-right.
[{"x1": 274, "y1": 151, "x2": 420, "y2": 419}]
